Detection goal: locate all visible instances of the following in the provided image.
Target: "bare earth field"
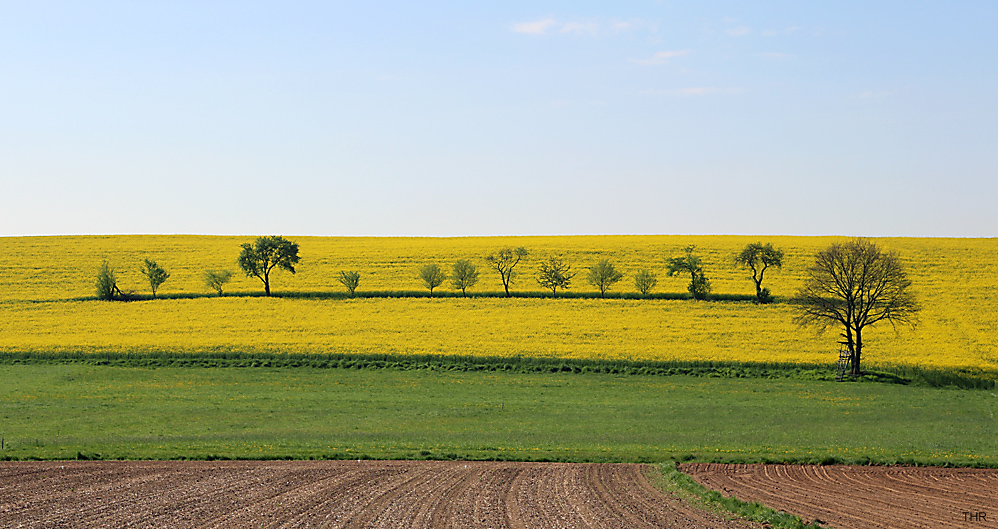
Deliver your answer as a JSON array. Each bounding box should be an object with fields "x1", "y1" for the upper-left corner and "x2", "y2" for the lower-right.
[
  {"x1": 0, "y1": 460, "x2": 757, "y2": 529},
  {"x1": 681, "y1": 463, "x2": 998, "y2": 529}
]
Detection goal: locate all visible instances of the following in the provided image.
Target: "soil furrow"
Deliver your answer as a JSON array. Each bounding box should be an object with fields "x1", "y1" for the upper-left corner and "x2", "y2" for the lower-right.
[{"x1": 682, "y1": 463, "x2": 998, "y2": 529}]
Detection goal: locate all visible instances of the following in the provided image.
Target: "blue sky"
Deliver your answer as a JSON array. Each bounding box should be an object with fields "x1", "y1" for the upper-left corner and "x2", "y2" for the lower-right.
[{"x1": 2, "y1": 1, "x2": 995, "y2": 237}]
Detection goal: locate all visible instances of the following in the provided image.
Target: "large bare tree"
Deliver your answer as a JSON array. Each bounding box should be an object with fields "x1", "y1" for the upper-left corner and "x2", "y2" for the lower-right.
[{"x1": 792, "y1": 239, "x2": 920, "y2": 375}]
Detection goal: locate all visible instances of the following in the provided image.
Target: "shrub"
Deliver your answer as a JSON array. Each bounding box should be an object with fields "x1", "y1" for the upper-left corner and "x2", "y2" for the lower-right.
[
  {"x1": 634, "y1": 269, "x2": 658, "y2": 295},
  {"x1": 95, "y1": 261, "x2": 120, "y2": 301},
  {"x1": 338, "y1": 271, "x2": 361, "y2": 297},
  {"x1": 203, "y1": 270, "x2": 234, "y2": 297}
]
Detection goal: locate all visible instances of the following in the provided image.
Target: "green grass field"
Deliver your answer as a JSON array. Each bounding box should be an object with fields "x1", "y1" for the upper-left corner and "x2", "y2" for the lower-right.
[{"x1": 2, "y1": 364, "x2": 995, "y2": 466}]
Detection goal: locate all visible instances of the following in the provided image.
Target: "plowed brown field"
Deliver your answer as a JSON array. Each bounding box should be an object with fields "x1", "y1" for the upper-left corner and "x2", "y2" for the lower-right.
[
  {"x1": 681, "y1": 463, "x2": 998, "y2": 529},
  {"x1": 0, "y1": 460, "x2": 757, "y2": 528}
]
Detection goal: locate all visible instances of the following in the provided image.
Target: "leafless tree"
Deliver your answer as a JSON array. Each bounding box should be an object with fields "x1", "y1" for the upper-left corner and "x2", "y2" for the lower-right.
[{"x1": 792, "y1": 239, "x2": 920, "y2": 375}]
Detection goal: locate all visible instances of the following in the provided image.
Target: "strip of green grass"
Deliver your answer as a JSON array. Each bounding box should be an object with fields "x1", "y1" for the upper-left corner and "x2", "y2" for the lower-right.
[
  {"x1": 1, "y1": 364, "x2": 995, "y2": 465},
  {"x1": 647, "y1": 462, "x2": 824, "y2": 529},
  {"x1": 67, "y1": 289, "x2": 760, "y2": 302},
  {"x1": 3, "y1": 351, "x2": 994, "y2": 389}
]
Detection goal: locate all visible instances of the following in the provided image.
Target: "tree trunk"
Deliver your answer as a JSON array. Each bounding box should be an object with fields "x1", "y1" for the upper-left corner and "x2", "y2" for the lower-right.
[
  {"x1": 851, "y1": 327, "x2": 863, "y2": 375},
  {"x1": 264, "y1": 271, "x2": 271, "y2": 296},
  {"x1": 841, "y1": 325, "x2": 856, "y2": 376}
]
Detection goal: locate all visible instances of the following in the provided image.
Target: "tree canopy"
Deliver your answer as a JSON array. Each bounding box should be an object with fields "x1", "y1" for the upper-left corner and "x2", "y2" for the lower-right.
[
  {"x1": 95, "y1": 261, "x2": 122, "y2": 301},
  {"x1": 633, "y1": 269, "x2": 657, "y2": 295},
  {"x1": 338, "y1": 271, "x2": 361, "y2": 297},
  {"x1": 140, "y1": 259, "x2": 170, "y2": 298},
  {"x1": 450, "y1": 260, "x2": 479, "y2": 297},
  {"x1": 587, "y1": 259, "x2": 623, "y2": 298},
  {"x1": 735, "y1": 242, "x2": 784, "y2": 303},
  {"x1": 485, "y1": 247, "x2": 528, "y2": 297},
  {"x1": 792, "y1": 238, "x2": 920, "y2": 375},
  {"x1": 203, "y1": 270, "x2": 233, "y2": 297},
  {"x1": 536, "y1": 257, "x2": 575, "y2": 295},
  {"x1": 237, "y1": 236, "x2": 300, "y2": 296},
  {"x1": 418, "y1": 264, "x2": 447, "y2": 296},
  {"x1": 667, "y1": 245, "x2": 711, "y2": 300}
]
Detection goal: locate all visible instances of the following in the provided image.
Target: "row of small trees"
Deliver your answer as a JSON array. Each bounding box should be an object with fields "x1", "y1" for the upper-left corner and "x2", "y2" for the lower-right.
[
  {"x1": 96, "y1": 237, "x2": 786, "y2": 303},
  {"x1": 96, "y1": 236, "x2": 299, "y2": 300},
  {"x1": 93, "y1": 236, "x2": 920, "y2": 375}
]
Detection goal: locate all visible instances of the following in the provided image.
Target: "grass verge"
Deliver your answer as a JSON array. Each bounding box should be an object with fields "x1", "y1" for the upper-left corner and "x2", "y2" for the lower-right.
[
  {"x1": 647, "y1": 461, "x2": 826, "y2": 528},
  {"x1": 1, "y1": 351, "x2": 993, "y2": 389}
]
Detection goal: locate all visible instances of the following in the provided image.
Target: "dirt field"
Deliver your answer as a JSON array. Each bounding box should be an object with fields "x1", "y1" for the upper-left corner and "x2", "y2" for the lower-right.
[
  {"x1": 0, "y1": 460, "x2": 758, "y2": 528},
  {"x1": 681, "y1": 463, "x2": 998, "y2": 529}
]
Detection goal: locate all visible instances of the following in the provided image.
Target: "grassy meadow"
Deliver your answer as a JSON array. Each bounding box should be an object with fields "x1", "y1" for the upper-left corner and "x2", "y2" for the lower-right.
[
  {"x1": 2, "y1": 364, "x2": 996, "y2": 465},
  {"x1": 1, "y1": 235, "x2": 996, "y2": 373}
]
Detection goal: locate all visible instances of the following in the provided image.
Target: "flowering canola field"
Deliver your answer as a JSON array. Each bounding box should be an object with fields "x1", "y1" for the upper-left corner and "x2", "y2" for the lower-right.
[{"x1": 0, "y1": 235, "x2": 995, "y2": 372}]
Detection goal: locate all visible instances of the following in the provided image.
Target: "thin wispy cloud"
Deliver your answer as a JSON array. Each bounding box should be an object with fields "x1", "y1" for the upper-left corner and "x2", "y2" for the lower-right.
[
  {"x1": 560, "y1": 21, "x2": 600, "y2": 35},
  {"x1": 511, "y1": 18, "x2": 557, "y2": 35},
  {"x1": 726, "y1": 26, "x2": 751, "y2": 37},
  {"x1": 630, "y1": 50, "x2": 690, "y2": 65},
  {"x1": 511, "y1": 17, "x2": 654, "y2": 37}
]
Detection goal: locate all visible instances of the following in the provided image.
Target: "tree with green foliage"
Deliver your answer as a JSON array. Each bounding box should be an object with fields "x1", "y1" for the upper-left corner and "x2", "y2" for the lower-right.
[
  {"x1": 203, "y1": 270, "x2": 233, "y2": 297},
  {"x1": 634, "y1": 269, "x2": 658, "y2": 295},
  {"x1": 536, "y1": 256, "x2": 576, "y2": 296},
  {"x1": 667, "y1": 245, "x2": 711, "y2": 300},
  {"x1": 736, "y1": 242, "x2": 784, "y2": 303},
  {"x1": 140, "y1": 259, "x2": 170, "y2": 298},
  {"x1": 485, "y1": 246, "x2": 528, "y2": 297},
  {"x1": 95, "y1": 261, "x2": 122, "y2": 301},
  {"x1": 587, "y1": 259, "x2": 623, "y2": 298},
  {"x1": 792, "y1": 238, "x2": 920, "y2": 376},
  {"x1": 237, "y1": 236, "x2": 300, "y2": 296},
  {"x1": 450, "y1": 260, "x2": 479, "y2": 297},
  {"x1": 418, "y1": 264, "x2": 447, "y2": 296},
  {"x1": 338, "y1": 271, "x2": 361, "y2": 297}
]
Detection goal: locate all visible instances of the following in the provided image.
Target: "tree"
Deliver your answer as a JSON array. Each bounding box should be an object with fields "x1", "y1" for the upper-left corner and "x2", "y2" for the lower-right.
[
  {"x1": 792, "y1": 239, "x2": 920, "y2": 376},
  {"x1": 689, "y1": 270, "x2": 712, "y2": 300},
  {"x1": 485, "y1": 247, "x2": 528, "y2": 297},
  {"x1": 667, "y1": 245, "x2": 711, "y2": 300},
  {"x1": 338, "y1": 271, "x2": 361, "y2": 298},
  {"x1": 735, "y1": 242, "x2": 784, "y2": 304},
  {"x1": 203, "y1": 270, "x2": 233, "y2": 297},
  {"x1": 418, "y1": 264, "x2": 447, "y2": 296},
  {"x1": 237, "y1": 236, "x2": 300, "y2": 296},
  {"x1": 95, "y1": 261, "x2": 122, "y2": 301},
  {"x1": 536, "y1": 256, "x2": 576, "y2": 296},
  {"x1": 140, "y1": 259, "x2": 170, "y2": 298},
  {"x1": 587, "y1": 259, "x2": 623, "y2": 298},
  {"x1": 634, "y1": 269, "x2": 658, "y2": 295},
  {"x1": 451, "y1": 260, "x2": 479, "y2": 297}
]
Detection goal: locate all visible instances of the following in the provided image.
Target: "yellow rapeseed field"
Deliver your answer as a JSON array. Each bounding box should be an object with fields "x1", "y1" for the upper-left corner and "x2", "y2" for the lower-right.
[{"x1": 0, "y1": 235, "x2": 995, "y2": 372}]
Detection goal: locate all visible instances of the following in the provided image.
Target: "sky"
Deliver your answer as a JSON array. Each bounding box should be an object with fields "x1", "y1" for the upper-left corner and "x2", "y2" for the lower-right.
[{"x1": 1, "y1": 1, "x2": 996, "y2": 237}]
